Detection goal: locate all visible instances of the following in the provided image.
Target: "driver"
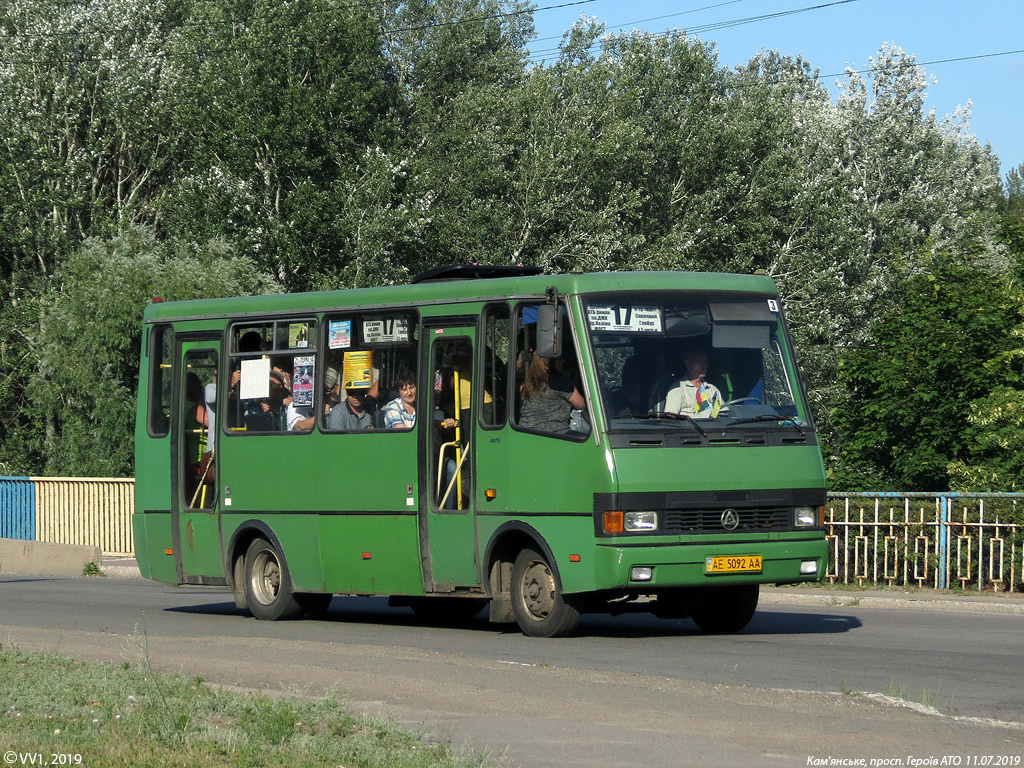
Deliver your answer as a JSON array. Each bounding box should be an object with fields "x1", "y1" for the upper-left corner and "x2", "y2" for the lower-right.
[{"x1": 662, "y1": 348, "x2": 722, "y2": 418}]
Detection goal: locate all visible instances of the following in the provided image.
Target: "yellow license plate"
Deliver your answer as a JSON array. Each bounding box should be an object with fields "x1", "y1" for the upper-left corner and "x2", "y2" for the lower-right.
[{"x1": 705, "y1": 555, "x2": 763, "y2": 574}]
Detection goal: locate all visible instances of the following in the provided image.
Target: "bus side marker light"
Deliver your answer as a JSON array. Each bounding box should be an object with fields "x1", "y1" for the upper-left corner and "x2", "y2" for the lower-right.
[
  {"x1": 362, "y1": 552, "x2": 372, "y2": 560},
  {"x1": 569, "y1": 554, "x2": 581, "y2": 562},
  {"x1": 603, "y1": 510, "x2": 624, "y2": 534},
  {"x1": 485, "y1": 488, "x2": 497, "y2": 501},
  {"x1": 164, "y1": 548, "x2": 173, "y2": 556},
  {"x1": 800, "y1": 560, "x2": 818, "y2": 575}
]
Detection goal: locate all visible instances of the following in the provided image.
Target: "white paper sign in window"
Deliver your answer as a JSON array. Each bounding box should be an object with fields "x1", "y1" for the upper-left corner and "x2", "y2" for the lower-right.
[
  {"x1": 239, "y1": 358, "x2": 271, "y2": 400},
  {"x1": 363, "y1": 317, "x2": 410, "y2": 344},
  {"x1": 587, "y1": 305, "x2": 663, "y2": 333}
]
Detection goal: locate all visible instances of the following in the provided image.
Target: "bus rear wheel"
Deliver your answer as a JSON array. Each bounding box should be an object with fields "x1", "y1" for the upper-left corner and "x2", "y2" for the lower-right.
[
  {"x1": 511, "y1": 548, "x2": 580, "y2": 637},
  {"x1": 244, "y1": 537, "x2": 303, "y2": 621},
  {"x1": 690, "y1": 584, "x2": 759, "y2": 633}
]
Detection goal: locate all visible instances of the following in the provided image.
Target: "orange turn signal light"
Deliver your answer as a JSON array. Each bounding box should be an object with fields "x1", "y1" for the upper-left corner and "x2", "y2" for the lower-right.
[
  {"x1": 485, "y1": 488, "x2": 497, "y2": 500},
  {"x1": 603, "y1": 510, "x2": 624, "y2": 534}
]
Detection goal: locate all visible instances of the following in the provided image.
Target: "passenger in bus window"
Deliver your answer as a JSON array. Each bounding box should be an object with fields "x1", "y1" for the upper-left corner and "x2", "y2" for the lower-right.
[
  {"x1": 326, "y1": 388, "x2": 376, "y2": 430},
  {"x1": 661, "y1": 348, "x2": 722, "y2": 418},
  {"x1": 259, "y1": 370, "x2": 292, "y2": 430},
  {"x1": 203, "y1": 374, "x2": 217, "y2": 436},
  {"x1": 519, "y1": 352, "x2": 586, "y2": 434},
  {"x1": 185, "y1": 373, "x2": 210, "y2": 455},
  {"x1": 383, "y1": 371, "x2": 417, "y2": 429},
  {"x1": 184, "y1": 372, "x2": 213, "y2": 504}
]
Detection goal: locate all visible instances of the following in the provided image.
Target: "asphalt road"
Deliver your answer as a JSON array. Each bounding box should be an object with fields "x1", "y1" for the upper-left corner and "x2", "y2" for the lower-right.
[{"x1": 1, "y1": 574, "x2": 1022, "y2": 767}]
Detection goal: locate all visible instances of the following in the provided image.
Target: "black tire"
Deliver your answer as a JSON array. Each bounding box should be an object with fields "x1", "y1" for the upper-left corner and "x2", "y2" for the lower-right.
[
  {"x1": 243, "y1": 537, "x2": 303, "y2": 621},
  {"x1": 510, "y1": 548, "x2": 581, "y2": 637},
  {"x1": 295, "y1": 592, "x2": 333, "y2": 619},
  {"x1": 652, "y1": 589, "x2": 691, "y2": 620},
  {"x1": 690, "y1": 584, "x2": 759, "y2": 633},
  {"x1": 408, "y1": 597, "x2": 486, "y2": 622}
]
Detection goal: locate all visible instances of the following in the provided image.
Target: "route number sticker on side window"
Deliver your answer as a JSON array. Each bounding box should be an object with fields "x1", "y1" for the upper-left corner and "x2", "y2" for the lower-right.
[{"x1": 587, "y1": 305, "x2": 663, "y2": 333}]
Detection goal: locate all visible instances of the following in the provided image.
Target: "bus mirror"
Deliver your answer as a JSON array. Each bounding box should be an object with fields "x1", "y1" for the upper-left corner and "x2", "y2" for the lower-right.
[{"x1": 536, "y1": 304, "x2": 562, "y2": 359}]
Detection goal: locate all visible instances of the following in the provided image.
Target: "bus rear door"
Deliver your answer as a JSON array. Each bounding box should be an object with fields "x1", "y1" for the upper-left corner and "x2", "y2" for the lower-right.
[{"x1": 171, "y1": 337, "x2": 224, "y2": 583}]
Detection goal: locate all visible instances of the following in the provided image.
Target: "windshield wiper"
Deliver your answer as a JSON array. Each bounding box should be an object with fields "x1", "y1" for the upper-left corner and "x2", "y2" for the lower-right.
[
  {"x1": 635, "y1": 411, "x2": 708, "y2": 437},
  {"x1": 728, "y1": 414, "x2": 806, "y2": 435}
]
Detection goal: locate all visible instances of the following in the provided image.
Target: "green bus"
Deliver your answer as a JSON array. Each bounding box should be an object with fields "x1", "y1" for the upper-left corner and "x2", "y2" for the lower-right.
[{"x1": 134, "y1": 267, "x2": 826, "y2": 637}]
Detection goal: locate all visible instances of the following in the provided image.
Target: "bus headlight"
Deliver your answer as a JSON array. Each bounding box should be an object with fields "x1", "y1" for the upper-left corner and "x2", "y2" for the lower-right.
[
  {"x1": 624, "y1": 511, "x2": 658, "y2": 532},
  {"x1": 794, "y1": 506, "x2": 822, "y2": 527}
]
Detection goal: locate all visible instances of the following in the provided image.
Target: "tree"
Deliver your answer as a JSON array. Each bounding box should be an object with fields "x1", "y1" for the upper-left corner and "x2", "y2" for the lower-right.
[
  {"x1": 0, "y1": 0, "x2": 181, "y2": 280},
  {"x1": 831, "y1": 252, "x2": 1023, "y2": 490},
  {"x1": 947, "y1": 167, "x2": 1024, "y2": 490},
  {"x1": 31, "y1": 227, "x2": 278, "y2": 476},
  {"x1": 161, "y1": 0, "x2": 405, "y2": 290}
]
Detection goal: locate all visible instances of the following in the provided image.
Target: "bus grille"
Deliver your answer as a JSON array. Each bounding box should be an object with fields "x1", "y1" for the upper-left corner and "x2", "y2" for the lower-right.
[{"x1": 662, "y1": 507, "x2": 782, "y2": 533}]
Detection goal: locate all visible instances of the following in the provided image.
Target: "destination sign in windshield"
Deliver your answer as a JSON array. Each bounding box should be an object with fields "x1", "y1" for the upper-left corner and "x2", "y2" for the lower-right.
[{"x1": 587, "y1": 305, "x2": 663, "y2": 333}]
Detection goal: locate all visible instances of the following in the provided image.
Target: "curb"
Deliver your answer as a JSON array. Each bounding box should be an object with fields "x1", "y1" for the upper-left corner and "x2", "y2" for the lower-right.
[
  {"x1": 0, "y1": 539, "x2": 103, "y2": 577},
  {"x1": 761, "y1": 586, "x2": 1024, "y2": 614},
  {"x1": 100, "y1": 557, "x2": 143, "y2": 579}
]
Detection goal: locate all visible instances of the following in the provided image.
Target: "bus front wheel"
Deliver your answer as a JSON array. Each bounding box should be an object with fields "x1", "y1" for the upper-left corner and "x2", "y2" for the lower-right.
[
  {"x1": 511, "y1": 548, "x2": 580, "y2": 638},
  {"x1": 690, "y1": 584, "x2": 759, "y2": 633},
  {"x1": 244, "y1": 537, "x2": 303, "y2": 621}
]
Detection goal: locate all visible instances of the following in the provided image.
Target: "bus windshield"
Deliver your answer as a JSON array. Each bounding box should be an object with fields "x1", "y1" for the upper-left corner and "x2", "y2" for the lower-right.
[{"x1": 583, "y1": 293, "x2": 810, "y2": 431}]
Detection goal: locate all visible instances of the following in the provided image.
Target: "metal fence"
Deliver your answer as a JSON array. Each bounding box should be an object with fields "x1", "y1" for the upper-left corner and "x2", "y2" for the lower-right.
[
  {"x1": 0, "y1": 477, "x2": 135, "y2": 557},
  {"x1": 825, "y1": 492, "x2": 1024, "y2": 592}
]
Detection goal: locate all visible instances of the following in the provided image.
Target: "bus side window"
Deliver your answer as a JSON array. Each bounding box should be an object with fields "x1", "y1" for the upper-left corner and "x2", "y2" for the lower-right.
[
  {"x1": 322, "y1": 312, "x2": 418, "y2": 432},
  {"x1": 513, "y1": 304, "x2": 589, "y2": 438},
  {"x1": 227, "y1": 320, "x2": 317, "y2": 434},
  {"x1": 481, "y1": 304, "x2": 511, "y2": 427},
  {"x1": 148, "y1": 325, "x2": 173, "y2": 437}
]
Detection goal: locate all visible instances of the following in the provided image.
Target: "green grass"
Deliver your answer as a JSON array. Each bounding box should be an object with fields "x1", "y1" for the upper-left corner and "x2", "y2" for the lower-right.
[
  {"x1": 0, "y1": 643, "x2": 489, "y2": 768},
  {"x1": 885, "y1": 678, "x2": 956, "y2": 714}
]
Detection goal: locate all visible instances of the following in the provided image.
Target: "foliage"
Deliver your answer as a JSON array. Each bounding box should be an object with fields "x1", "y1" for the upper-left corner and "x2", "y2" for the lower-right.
[
  {"x1": 31, "y1": 228, "x2": 278, "y2": 476},
  {"x1": 831, "y1": 253, "x2": 1024, "y2": 490},
  {"x1": 0, "y1": 0, "x2": 1017, "y2": 483}
]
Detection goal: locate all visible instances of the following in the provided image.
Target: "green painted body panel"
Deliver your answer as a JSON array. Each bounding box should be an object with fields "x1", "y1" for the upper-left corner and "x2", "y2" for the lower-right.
[
  {"x1": 318, "y1": 514, "x2": 422, "y2": 594},
  {"x1": 132, "y1": 513, "x2": 177, "y2": 583},
  {"x1": 474, "y1": 425, "x2": 612, "y2": 517},
  {"x1": 611, "y1": 444, "x2": 827, "y2": 496},
  {"x1": 591, "y1": 532, "x2": 826, "y2": 589},
  {"x1": 179, "y1": 510, "x2": 223, "y2": 576}
]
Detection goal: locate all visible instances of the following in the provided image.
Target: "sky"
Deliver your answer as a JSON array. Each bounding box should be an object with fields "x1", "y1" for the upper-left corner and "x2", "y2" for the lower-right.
[{"x1": 526, "y1": 0, "x2": 1024, "y2": 182}]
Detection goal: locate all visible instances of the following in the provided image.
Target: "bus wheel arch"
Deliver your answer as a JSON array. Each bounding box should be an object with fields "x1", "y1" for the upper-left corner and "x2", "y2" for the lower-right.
[
  {"x1": 227, "y1": 523, "x2": 300, "y2": 620},
  {"x1": 484, "y1": 524, "x2": 579, "y2": 636}
]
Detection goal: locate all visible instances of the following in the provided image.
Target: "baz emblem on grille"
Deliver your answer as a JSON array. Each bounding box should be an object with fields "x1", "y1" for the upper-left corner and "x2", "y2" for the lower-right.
[{"x1": 720, "y1": 509, "x2": 740, "y2": 530}]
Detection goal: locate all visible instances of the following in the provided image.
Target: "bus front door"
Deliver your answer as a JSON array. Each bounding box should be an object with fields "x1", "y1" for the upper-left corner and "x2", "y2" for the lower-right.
[
  {"x1": 171, "y1": 338, "x2": 224, "y2": 584},
  {"x1": 421, "y1": 327, "x2": 480, "y2": 590}
]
